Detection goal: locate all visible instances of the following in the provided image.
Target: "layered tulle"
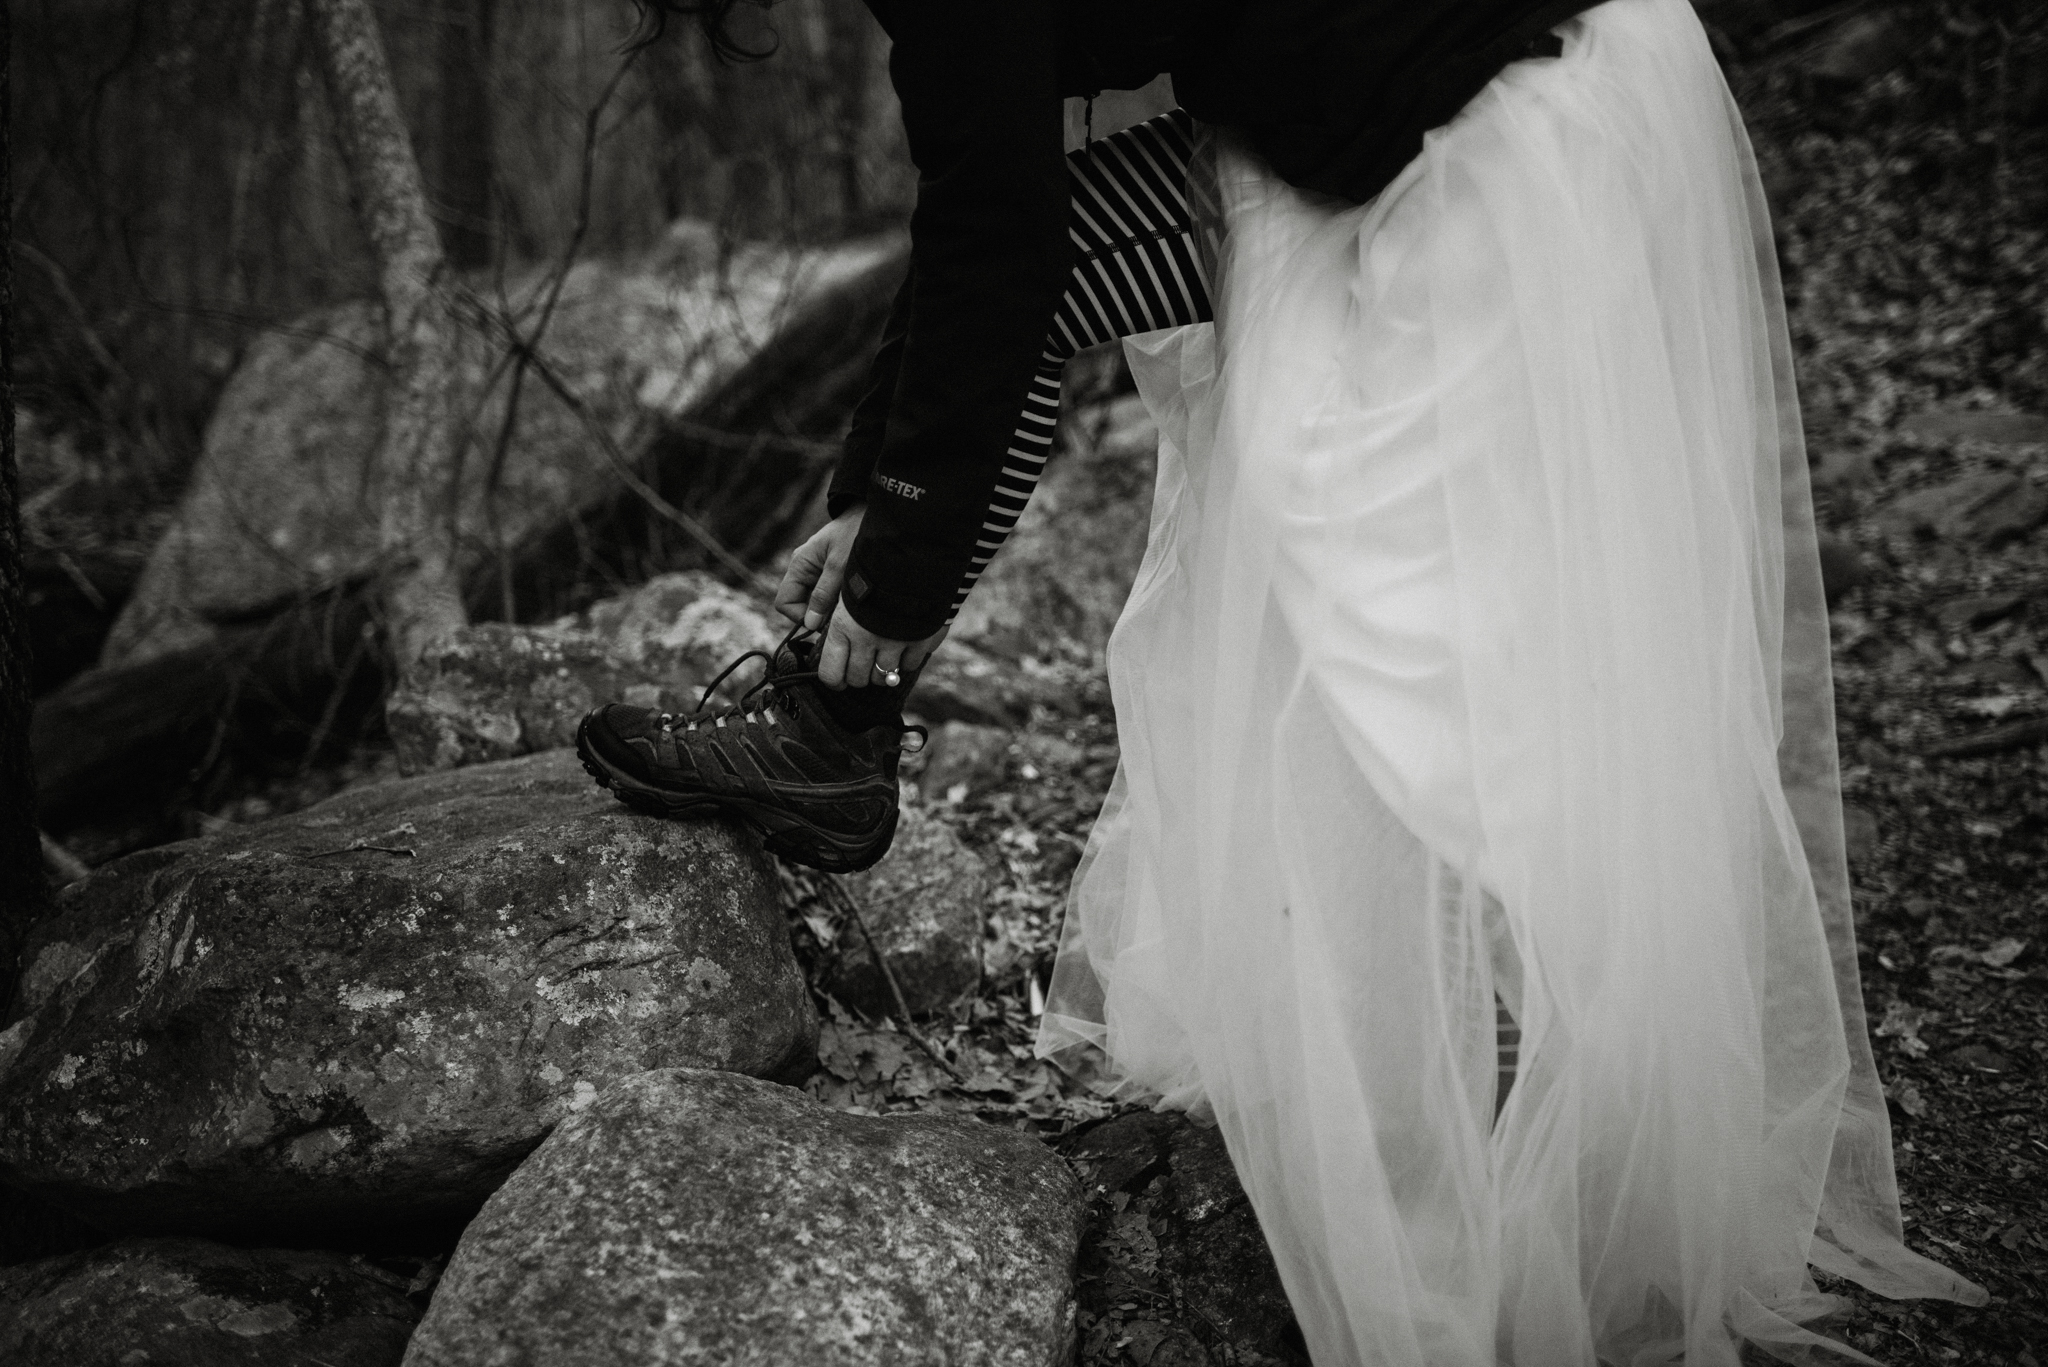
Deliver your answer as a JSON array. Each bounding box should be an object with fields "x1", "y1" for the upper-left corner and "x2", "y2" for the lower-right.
[{"x1": 1035, "y1": 1, "x2": 1986, "y2": 1362}]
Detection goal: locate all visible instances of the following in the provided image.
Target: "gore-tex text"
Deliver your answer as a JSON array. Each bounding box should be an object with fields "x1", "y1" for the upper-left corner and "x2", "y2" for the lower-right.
[{"x1": 872, "y1": 473, "x2": 927, "y2": 500}]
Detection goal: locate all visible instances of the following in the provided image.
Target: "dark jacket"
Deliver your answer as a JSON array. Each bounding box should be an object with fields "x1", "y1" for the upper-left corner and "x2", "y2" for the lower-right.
[{"x1": 829, "y1": 0, "x2": 1597, "y2": 641}]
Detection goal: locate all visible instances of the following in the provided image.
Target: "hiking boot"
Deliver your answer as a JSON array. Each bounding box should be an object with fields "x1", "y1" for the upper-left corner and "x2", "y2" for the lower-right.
[{"x1": 574, "y1": 628, "x2": 925, "y2": 874}]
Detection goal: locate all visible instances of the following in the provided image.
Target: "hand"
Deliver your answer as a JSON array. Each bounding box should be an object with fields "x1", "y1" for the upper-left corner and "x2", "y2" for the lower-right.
[
  {"x1": 776, "y1": 504, "x2": 949, "y2": 689},
  {"x1": 775, "y1": 505, "x2": 865, "y2": 633},
  {"x1": 815, "y1": 602, "x2": 950, "y2": 690}
]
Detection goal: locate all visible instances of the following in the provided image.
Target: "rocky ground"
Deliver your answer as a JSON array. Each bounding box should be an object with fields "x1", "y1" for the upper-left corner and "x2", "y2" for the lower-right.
[
  {"x1": 11, "y1": 3, "x2": 2048, "y2": 1364},
  {"x1": 1734, "y1": 4, "x2": 2048, "y2": 1360}
]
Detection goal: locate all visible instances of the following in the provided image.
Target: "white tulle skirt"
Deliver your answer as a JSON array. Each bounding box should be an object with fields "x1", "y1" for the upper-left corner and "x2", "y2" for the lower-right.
[{"x1": 1035, "y1": 1, "x2": 1986, "y2": 1362}]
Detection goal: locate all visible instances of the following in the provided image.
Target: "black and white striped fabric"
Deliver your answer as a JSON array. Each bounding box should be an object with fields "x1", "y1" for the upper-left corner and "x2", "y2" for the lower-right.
[
  {"x1": 1496, "y1": 998, "x2": 1521, "y2": 1122},
  {"x1": 944, "y1": 109, "x2": 1214, "y2": 624}
]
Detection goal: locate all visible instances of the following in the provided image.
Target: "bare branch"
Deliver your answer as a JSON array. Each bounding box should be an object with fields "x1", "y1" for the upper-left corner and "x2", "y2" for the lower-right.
[
  {"x1": 467, "y1": 304, "x2": 759, "y2": 587},
  {"x1": 476, "y1": 49, "x2": 644, "y2": 618}
]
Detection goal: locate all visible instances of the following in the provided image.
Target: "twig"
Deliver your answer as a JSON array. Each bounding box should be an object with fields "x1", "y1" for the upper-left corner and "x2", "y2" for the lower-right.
[
  {"x1": 40, "y1": 832, "x2": 94, "y2": 887},
  {"x1": 15, "y1": 241, "x2": 131, "y2": 384},
  {"x1": 663, "y1": 415, "x2": 840, "y2": 458},
  {"x1": 1924, "y1": 716, "x2": 2048, "y2": 759},
  {"x1": 51, "y1": 550, "x2": 108, "y2": 611},
  {"x1": 858, "y1": 870, "x2": 955, "y2": 911},
  {"x1": 824, "y1": 876, "x2": 967, "y2": 1084},
  {"x1": 116, "y1": 299, "x2": 393, "y2": 372},
  {"x1": 469, "y1": 313, "x2": 759, "y2": 585},
  {"x1": 192, "y1": 638, "x2": 268, "y2": 787},
  {"x1": 473, "y1": 51, "x2": 643, "y2": 616},
  {"x1": 297, "y1": 622, "x2": 375, "y2": 776}
]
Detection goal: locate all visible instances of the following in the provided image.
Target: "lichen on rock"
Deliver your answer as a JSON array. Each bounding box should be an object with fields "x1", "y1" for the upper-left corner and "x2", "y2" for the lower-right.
[
  {"x1": 403, "y1": 1068, "x2": 1086, "y2": 1367},
  {"x1": 829, "y1": 807, "x2": 989, "y2": 1018},
  {"x1": 383, "y1": 572, "x2": 784, "y2": 773},
  {"x1": 0, "y1": 750, "x2": 815, "y2": 1242}
]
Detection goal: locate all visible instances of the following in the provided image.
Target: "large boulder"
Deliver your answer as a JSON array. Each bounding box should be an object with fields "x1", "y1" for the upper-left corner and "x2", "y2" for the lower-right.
[
  {"x1": 403, "y1": 1068, "x2": 1087, "y2": 1366},
  {"x1": 100, "y1": 229, "x2": 897, "y2": 670},
  {"x1": 0, "y1": 1238, "x2": 420, "y2": 1366},
  {"x1": 951, "y1": 392, "x2": 1160, "y2": 660},
  {"x1": 384, "y1": 571, "x2": 784, "y2": 772},
  {"x1": 0, "y1": 750, "x2": 814, "y2": 1241},
  {"x1": 828, "y1": 806, "x2": 989, "y2": 1018}
]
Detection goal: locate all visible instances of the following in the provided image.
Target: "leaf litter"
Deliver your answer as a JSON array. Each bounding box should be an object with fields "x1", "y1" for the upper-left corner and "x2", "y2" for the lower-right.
[{"x1": 765, "y1": 6, "x2": 2048, "y2": 1361}]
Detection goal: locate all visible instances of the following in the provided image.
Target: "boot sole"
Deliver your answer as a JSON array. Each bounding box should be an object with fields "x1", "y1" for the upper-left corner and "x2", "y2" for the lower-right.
[{"x1": 573, "y1": 717, "x2": 899, "y2": 875}]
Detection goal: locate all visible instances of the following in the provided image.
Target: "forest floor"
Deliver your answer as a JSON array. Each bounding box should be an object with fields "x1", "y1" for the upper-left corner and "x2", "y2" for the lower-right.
[
  {"x1": 1743, "y1": 6, "x2": 2048, "y2": 1360},
  {"x1": 18, "y1": 1, "x2": 2046, "y2": 1363},
  {"x1": 777, "y1": 7, "x2": 2048, "y2": 1365}
]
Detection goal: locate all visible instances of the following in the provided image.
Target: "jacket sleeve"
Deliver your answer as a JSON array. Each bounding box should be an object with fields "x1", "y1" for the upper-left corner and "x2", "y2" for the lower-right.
[{"x1": 836, "y1": 0, "x2": 1075, "y2": 642}]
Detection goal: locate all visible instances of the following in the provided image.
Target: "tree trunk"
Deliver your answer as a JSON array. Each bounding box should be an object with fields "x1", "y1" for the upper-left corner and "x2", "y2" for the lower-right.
[
  {"x1": 308, "y1": 0, "x2": 467, "y2": 683},
  {"x1": 1, "y1": 0, "x2": 53, "y2": 1014},
  {"x1": 436, "y1": 0, "x2": 496, "y2": 269},
  {"x1": 825, "y1": 0, "x2": 874, "y2": 226}
]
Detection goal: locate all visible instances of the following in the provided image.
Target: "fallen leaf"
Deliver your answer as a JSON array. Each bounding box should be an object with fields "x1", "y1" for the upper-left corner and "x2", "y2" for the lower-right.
[
  {"x1": 1015, "y1": 1062, "x2": 1059, "y2": 1103},
  {"x1": 859, "y1": 1032, "x2": 917, "y2": 1084},
  {"x1": 960, "y1": 1068, "x2": 1013, "y2": 1095},
  {"x1": 1106, "y1": 1207, "x2": 1162, "y2": 1275},
  {"x1": 817, "y1": 1021, "x2": 863, "y2": 1082},
  {"x1": 1082, "y1": 1313, "x2": 1121, "y2": 1360},
  {"x1": 1889, "y1": 1081, "x2": 1928, "y2": 1118},
  {"x1": 894, "y1": 1057, "x2": 949, "y2": 1099},
  {"x1": 1061, "y1": 1094, "x2": 1116, "y2": 1124},
  {"x1": 1876, "y1": 1001, "x2": 1931, "y2": 1056},
  {"x1": 1948, "y1": 1043, "x2": 2011, "y2": 1073},
  {"x1": 1001, "y1": 826, "x2": 1042, "y2": 855},
  {"x1": 1120, "y1": 1320, "x2": 1173, "y2": 1365},
  {"x1": 1981, "y1": 938, "x2": 2026, "y2": 968}
]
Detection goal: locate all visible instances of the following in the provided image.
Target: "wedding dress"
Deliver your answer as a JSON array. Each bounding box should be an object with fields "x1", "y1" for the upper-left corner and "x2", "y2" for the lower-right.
[{"x1": 1034, "y1": 0, "x2": 1986, "y2": 1362}]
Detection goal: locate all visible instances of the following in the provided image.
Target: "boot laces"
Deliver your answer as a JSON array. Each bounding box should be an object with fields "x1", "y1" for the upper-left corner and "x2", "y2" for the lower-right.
[
  {"x1": 658, "y1": 622, "x2": 818, "y2": 736},
  {"x1": 651, "y1": 621, "x2": 928, "y2": 753}
]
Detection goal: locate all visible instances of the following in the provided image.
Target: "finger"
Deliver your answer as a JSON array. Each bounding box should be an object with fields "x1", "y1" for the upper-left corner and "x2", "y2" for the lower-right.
[
  {"x1": 805, "y1": 547, "x2": 851, "y2": 633},
  {"x1": 775, "y1": 588, "x2": 810, "y2": 627},
  {"x1": 869, "y1": 641, "x2": 906, "y2": 689},
  {"x1": 843, "y1": 626, "x2": 879, "y2": 690},
  {"x1": 817, "y1": 615, "x2": 851, "y2": 689},
  {"x1": 774, "y1": 537, "x2": 828, "y2": 625}
]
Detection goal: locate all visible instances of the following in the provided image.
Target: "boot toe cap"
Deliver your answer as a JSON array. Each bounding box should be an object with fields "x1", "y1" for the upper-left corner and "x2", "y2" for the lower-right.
[{"x1": 580, "y1": 704, "x2": 660, "y2": 781}]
